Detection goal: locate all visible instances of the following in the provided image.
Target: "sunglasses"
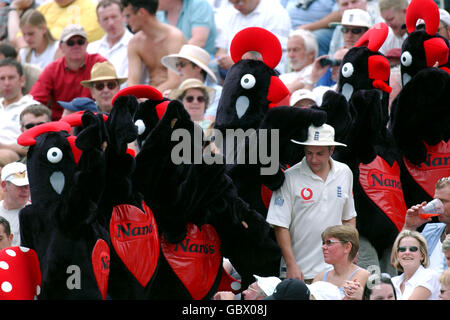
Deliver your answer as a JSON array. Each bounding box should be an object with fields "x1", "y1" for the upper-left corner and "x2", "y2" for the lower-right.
[
  {"x1": 93, "y1": 81, "x2": 118, "y2": 91},
  {"x1": 341, "y1": 27, "x2": 366, "y2": 35},
  {"x1": 322, "y1": 239, "x2": 346, "y2": 246},
  {"x1": 184, "y1": 95, "x2": 205, "y2": 103},
  {"x1": 66, "y1": 38, "x2": 86, "y2": 47},
  {"x1": 176, "y1": 61, "x2": 190, "y2": 68},
  {"x1": 23, "y1": 122, "x2": 45, "y2": 130},
  {"x1": 397, "y1": 246, "x2": 419, "y2": 253}
]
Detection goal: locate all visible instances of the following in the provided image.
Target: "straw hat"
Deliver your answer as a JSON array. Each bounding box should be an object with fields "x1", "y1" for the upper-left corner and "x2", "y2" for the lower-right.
[
  {"x1": 169, "y1": 78, "x2": 216, "y2": 106},
  {"x1": 80, "y1": 61, "x2": 127, "y2": 88},
  {"x1": 291, "y1": 124, "x2": 347, "y2": 147},
  {"x1": 161, "y1": 44, "x2": 218, "y2": 83}
]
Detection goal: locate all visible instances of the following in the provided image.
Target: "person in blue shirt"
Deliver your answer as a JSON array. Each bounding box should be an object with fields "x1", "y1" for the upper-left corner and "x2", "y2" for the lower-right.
[{"x1": 157, "y1": 0, "x2": 217, "y2": 56}]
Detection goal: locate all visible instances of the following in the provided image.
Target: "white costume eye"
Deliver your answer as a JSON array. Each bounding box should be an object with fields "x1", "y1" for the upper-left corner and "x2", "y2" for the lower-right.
[
  {"x1": 135, "y1": 119, "x2": 145, "y2": 135},
  {"x1": 240, "y1": 74, "x2": 256, "y2": 89},
  {"x1": 341, "y1": 62, "x2": 354, "y2": 78},
  {"x1": 47, "y1": 147, "x2": 63, "y2": 163},
  {"x1": 401, "y1": 51, "x2": 413, "y2": 67}
]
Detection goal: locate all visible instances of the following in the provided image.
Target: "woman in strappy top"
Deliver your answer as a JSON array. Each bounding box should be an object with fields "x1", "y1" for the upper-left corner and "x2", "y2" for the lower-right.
[{"x1": 312, "y1": 224, "x2": 370, "y2": 300}]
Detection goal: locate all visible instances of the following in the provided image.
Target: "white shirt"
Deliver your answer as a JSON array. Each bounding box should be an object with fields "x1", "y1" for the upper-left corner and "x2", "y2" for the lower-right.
[
  {"x1": 0, "y1": 94, "x2": 40, "y2": 145},
  {"x1": 266, "y1": 157, "x2": 357, "y2": 279},
  {"x1": 215, "y1": 0, "x2": 291, "y2": 73},
  {"x1": 279, "y1": 64, "x2": 313, "y2": 88},
  {"x1": 379, "y1": 27, "x2": 408, "y2": 55},
  {"x1": 391, "y1": 265, "x2": 441, "y2": 300},
  {"x1": 0, "y1": 200, "x2": 23, "y2": 247},
  {"x1": 19, "y1": 41, "x2": 59, "y2": 70},
  {"x1": 87, "y1": 28, "x2": 134, "y2": 88}
]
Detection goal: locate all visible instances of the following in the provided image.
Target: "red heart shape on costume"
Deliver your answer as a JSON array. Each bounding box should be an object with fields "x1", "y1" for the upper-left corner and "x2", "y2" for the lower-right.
[
  {"x1": 0, "y1": 246, "x2": 41, "y2": 300},
  {"x1": 161, "y1": 223, "x2": 221, "y2": 300},
  {"x1": 110, "y1": 203, "x2": 159, "y2": 287},
  {"x1": 359, "y1": 156, "x2": 407, "y2": 231},
  {"x1": 92, "y1": 239, "x2": 110, "y2": 300},
  {"x1": 403, "y1": 141, "x2": 450, "y2": 198}
]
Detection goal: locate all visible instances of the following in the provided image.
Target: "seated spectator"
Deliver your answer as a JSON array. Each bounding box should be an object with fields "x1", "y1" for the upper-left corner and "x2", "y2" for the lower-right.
[
  {"x1": 18, "y1": 9, "x2": 59, "y2": 70},
  {"x1": 284, "y1": 0, "x2": 338, "y2": 57},
  {"x1": 0, "y1": 161, "x2": 29, "y2": 247},
  {"x1": 390, "y1": 229, "x2": 440, "y2": 300},
  {"x1": 161, "y1": 44, "x2": 221, "y2": 121},
  {"x1": 58, "y1": 97, "x2": 98, "y2": 118},
  {"x1": 280, "y1": 29, "x2": 318, "y2": 94},
  {"x1": 0, "y1": 58, "x2": 39, "y2": 164},
  {"x1": 378, "y1": 0, "x2": 408, "y2": 55},
  {"x1": 30, "y1": 24, "x2": 107, "y2": 120},
  {"x1": 169, "y1": 78, "x2": 215, "y2": 132},
  {"x1": 263, "y1": 278, "x2": 311, "y2": 300},
  {"x1": 80, "y1": 61, "x2": 126, "y2": 113},
  {"x1": 0, "y1": 42, "x2": 41, "y2": 95},
  {"x1": 0, "y1": 216, "x2": 13, "y2": 249},
  {"x1": 87, "y1": 0, "x2": 133, "y2": 88},
  {"x1": 215, "y1": 0, "x2": 291, "y2": 78},
  {"x1": 289, "y1": 88, "x2": 317, "y2": 108},
  {"x1": 4, "y1": 0, "x2": 35, "y2": 48},
  {"x1": 328, "y1": 0, "x2": 382, "y2": 57},
  {"x1": 214, "y1": 274, "x2": 281, "y2": 300},
  {"x1": 313, "y1": 225, "x2": 370, "y2": 300},
  {"x1": 439, "y1": 269, "x2": 450, "y2": 300},
  {"x1": 156, "y1": 0, "x2": 217, "y2": 56},
  {"x1": 37, "y1": 0, "x2": 104, "y2": 43},
  {"x1": 122, "y1": 0, "x2": 186, "y2": 92},
  {"x1": 362, "y1": 272, "x2": 397, "y2": 300},
  {"x1": 438, "y1": 8, "x2": 450, "y2": 41},
  {"x1": 336, "y1": 9, "x2": 371, "y2": 51},
  {"x1": 19, "y1": 102, "x2": 51, "y2": 132}
]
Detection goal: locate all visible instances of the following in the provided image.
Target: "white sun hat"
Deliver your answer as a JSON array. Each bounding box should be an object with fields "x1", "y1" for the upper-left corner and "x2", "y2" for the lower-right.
[
  {"x1": 291, "y1": 123, "x2": 347, "y2": 147},
  {"x1": 161, "y1": 44, "x2": 217, "y2": 83},
  {"x1": 253, "y1": 275, "x2": 282, "y2": 296}
]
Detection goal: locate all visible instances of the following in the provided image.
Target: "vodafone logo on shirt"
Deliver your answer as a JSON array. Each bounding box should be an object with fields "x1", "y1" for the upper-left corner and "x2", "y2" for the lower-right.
[{"x1": 300, "y1": 188, "x2": 313, "y2": 201}]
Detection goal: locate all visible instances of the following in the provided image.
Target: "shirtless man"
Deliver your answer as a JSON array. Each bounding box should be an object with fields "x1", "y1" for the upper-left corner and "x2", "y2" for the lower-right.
[{"x1": 122, "y1": 0, "x2": 186, "y2": 92}]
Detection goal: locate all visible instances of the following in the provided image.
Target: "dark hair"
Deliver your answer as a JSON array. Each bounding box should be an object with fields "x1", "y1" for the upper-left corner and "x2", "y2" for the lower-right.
[
  {"x1": 362, "y1": 273, "x2": 397, "y2": 300},
  {"x1": 97, "y1": 0, "x2": 123, "y2": 13},
  {"x1": 121, "y1": 0, "x2": 158, "y2": 14},
  {"x1": 0, "y1": 43, "x2": 18, "y2": 59},
  {"x1": 0, "y1": 58, "x2": 23, "y2": 76},
  {"x1": 0, "y1": 216, "x2": 11, "y2": 237}
]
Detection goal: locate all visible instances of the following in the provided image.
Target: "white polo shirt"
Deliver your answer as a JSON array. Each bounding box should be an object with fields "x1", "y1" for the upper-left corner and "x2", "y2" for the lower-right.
[
  {"x1": 391, "y1": 265, "x2": 440, "y2": 300},
  {"x1": 266, "y1": 157, "x2": 357, "y2": 279},
  {"x1": 87, "y1": 29, "x2": 134, "y2": 88}
]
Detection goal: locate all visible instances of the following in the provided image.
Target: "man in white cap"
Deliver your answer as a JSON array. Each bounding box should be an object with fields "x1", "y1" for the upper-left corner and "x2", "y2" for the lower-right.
[
  {"x1": 161, "y1": 44, "x2": 222, "y2": 121},
  {"x1": 438, "y1": 9, "x2": 450, "y2": 41},
  {"x1": 266, "y1": 123, "x2": 357, "y2": 284},
  {"x1": 213, "y1": 274, "x2": 281, "y2": 300},
  {"x1": 0, "y1": 161, "x2": 30, "y2": 246}
]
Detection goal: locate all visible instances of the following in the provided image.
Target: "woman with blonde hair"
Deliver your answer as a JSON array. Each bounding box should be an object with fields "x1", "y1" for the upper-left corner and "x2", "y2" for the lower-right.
[
  {"x1": 18, "y1": 9, "x2": 58, "y2": 69},
  {"x1": 390, "y1": 229, "x2": 440, "y2": 299}
]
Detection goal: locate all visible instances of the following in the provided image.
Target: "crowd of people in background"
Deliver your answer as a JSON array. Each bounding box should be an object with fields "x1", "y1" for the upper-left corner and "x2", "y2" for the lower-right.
[{"x1": 0, "y1": 0, "x2": 448, "y2": 300}]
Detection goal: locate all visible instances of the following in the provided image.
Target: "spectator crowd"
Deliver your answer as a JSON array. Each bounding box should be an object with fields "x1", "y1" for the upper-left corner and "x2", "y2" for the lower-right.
[{"x1": 0, "y1": 0, "x2": 449, "y2": 301}]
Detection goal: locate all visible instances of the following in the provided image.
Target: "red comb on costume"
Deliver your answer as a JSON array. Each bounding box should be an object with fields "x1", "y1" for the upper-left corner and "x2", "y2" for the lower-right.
[
  {"x1": 355, "y1": 23, "x2": 389, "y2": 52},
  {"x1": 405, "y1": 0, "x2": 440, "y2": 35},
  {"x1": 17, "y1": 121, "x2": 71, "y2": 146},
  {"x1": 60, "y1": 111, "x2": 109, "y2": 127},
  {"x1": 111, "y1": 85, "x2": 163, "y2": 105},
  {"x1": 229, "y1": 27, "x2": 282, "y2": 69}
]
